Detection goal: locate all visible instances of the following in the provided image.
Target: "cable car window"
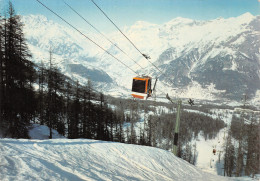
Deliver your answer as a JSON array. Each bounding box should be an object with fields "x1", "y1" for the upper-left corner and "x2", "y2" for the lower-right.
[{"x1": 132, "y1": 79, "x2": 146, "y2": 93}]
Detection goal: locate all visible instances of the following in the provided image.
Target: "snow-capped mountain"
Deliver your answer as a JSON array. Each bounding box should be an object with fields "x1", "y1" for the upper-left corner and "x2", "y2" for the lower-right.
[
  {"x1": 153, "y1": 13, "x2": 260, "y2": 100},
  {"x1": 22, "y1": 15, "x2": 117, "y2": 92},
  {"x1": 21, "y1": 13, "x2": 260, "y2": 101}
]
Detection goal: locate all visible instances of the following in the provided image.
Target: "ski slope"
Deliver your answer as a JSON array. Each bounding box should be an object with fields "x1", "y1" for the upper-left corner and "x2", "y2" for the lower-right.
[{"x1": 0, "y1": 138, "x2": 248, "y2": 181}]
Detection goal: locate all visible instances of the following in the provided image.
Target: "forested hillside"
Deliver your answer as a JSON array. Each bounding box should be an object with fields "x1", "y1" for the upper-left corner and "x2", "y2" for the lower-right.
[
  {"x1": 0, "y1": 2, "x2": 259, "y2": 179},
  {"x1": 0, "y1": 1, "x2": 223, "y2": 160}
]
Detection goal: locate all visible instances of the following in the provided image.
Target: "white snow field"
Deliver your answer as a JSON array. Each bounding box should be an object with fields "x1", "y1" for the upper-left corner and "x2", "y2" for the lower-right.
[{"x1": 0, "y1": 138, "x2": 249, "y2": 181}]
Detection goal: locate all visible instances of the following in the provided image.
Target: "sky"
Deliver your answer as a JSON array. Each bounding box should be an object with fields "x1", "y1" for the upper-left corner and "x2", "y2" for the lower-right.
[{"x1": 1, "y1": 0, "x2": 259, "y2": 33}]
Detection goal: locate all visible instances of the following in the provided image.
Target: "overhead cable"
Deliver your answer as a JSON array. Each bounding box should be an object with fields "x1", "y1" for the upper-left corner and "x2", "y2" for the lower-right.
[
  {"x1": 35, "y1": 0, "x2": 138, "y2": 75},
  {"x1": 36, "y1": 0, "x2": 178, "y2": 100},
  {"x1": 90, "y1": 0, "x2": 176, "y2": 89},
  {"x1": 90, "y1": 0, "x2": 146, "y2": 59},
  {"x1": 63, "y1": 0, "x2": 144, "y2": 70}
]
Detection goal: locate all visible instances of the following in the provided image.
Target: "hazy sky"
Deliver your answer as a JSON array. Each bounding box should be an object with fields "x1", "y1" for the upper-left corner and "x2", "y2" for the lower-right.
[{"x1": 1, "y1": 0, "x2": 260, "y2": 32}]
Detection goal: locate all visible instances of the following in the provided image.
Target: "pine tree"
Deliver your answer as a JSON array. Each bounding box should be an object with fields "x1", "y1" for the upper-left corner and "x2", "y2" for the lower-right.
[
  {"x1": 0, "y1": 13, "x2": 3, "y2": 129},
  {"x1": 68, "y1": 80, "x2": 81, "y2": 139},
  {"x1": 130, "y1": 120, "x2": 137, "y2": 144},
  {"x1": 224, "y1": 131, "x2": 235, "y2": 177},
  {"x1": 118, "y1": 101, "x2": 126, "y2": 143},
  {"x1": 44, "y1": 49, "x2": 65, "y2": 138},
  {"x1": 37, "y1": 61, "x2": 46, "y2": 125},
  {"x1": 118, "y1": 118, "x2": 125, "y2": 143},
  {"x1": 245, "y1": 117, "x2": 260, "y2": 177},
  {"x1": 109, "y1": 110, "x2": 114, "y2": 141},
  {"x1": 65, "y1": 81, "x2": 72, "y2": 137},
  {"x1": 96, "y1": 93, "x2": 105, "y2": 140},
  {"x1": 51, "y1": 67, "x2": 65, "y2": 136},
  {"x1": 235, "y1": 116, "x2": 245, "y2": 177},
  {"x1": 2, "y1": 2, "x2": 37, "y2": 138},
  {"x1": 86, "y1": 79, "x2": 95, "y2": 139},
  {"x1": 147, "y1": 115, "x2": 153, "y2": 146},
  {"x1": 125, "y1": 123, "x2": 130, "y2": 143},
  {"x1": 81, "y1": 83, "x2": 89, "y2": 138},
  {"x1": 115, "y1": 105, "x2": 125, "y2": 143},
  {"x1": 45, "y1": 49, "x2": 54, "y2": 138}
]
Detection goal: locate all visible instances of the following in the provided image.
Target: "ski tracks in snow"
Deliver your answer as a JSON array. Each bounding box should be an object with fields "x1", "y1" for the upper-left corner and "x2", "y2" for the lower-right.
[
  {"x1": 111, "y1": 147, "x2": 173, "y2": 181},
  {"x1": 0, "y1": 140, "x2": 93, "y2": 181},
  {"x1": 0, "y1": 139, "x2": 238, "y2": 181}
]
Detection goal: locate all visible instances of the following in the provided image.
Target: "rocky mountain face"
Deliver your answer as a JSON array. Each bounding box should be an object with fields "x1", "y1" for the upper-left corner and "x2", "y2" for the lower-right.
[
  {"x1": 67, "y1": 64, "x2": 113, "y2": 83},
  {"x1": 21, "y1": 13, "x2": 260, "y2": 101},
  {"x1": 154, "y1": 14, "x2": 260, "y2": 100}
]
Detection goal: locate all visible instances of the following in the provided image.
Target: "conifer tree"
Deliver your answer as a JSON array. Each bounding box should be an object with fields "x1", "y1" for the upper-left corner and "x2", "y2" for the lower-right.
[
  {"x1": 81, "y1": 84, "x2": 89, "y2": 138},
  {"x1": 86, "y1": 79, "x2": 95, "y2": 138},
  {"x1": 0, "y1": 14, "x2": 3, "y2": 129},
  {"x1": 65, "y1": 81, "x2": 72, "y2": 137},
  {"x1": 68, "y1": 80, "x2": 81, "y2": 138},
  {"x1": 96, "y1": 92, "x2": 105, "y2": 140},
  {"x1": 245, "y1": 117, "x2": 260, "y2": 177},
  {"x1": 224, "y1": 131, "x2": 235, "y2": 177},
  {"x1": 3, "y1": 2, "x2": 36, "y2": 138},
  {"x1": 37, "y1": 61, "x2": 46, "y2": 125},
  {"x1": 114, "y1": 104, "x2": 125, "y2": 143},
  {"x1": 51, "y1": 66, "x2": 65, "y2": 136},
  {"x1": 234, "y1": 115, "x2": 245, "y2": 177}
]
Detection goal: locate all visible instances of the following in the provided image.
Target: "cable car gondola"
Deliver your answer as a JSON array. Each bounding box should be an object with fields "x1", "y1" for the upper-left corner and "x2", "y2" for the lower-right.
[{"x1": 131, "y1": 76, "x2": 154, "y2": 100}]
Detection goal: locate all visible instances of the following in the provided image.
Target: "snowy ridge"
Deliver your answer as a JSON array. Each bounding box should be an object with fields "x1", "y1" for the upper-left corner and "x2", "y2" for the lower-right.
[
  {"x1": 21, "y1": 13, "x2": 260, "y2": 102},
  {"x1": 0, "y1": 138, "x2": 242, "y2": 181}
]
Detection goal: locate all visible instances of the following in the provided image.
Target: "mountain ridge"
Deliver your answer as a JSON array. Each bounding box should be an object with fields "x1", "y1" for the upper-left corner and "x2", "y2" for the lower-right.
[{"x1": 21, "y1": 13, "x2": 260, "y2": 102}]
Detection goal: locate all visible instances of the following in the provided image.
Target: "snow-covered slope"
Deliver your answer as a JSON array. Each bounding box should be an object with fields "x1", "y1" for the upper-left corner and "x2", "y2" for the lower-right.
[
  {"x1": 0, "y1": 138, "x2": 246, "y2": 181},
  {"x1": 21, "y1": 13, "x2": 260, "y2": 102},
  {"x1": 22, "y1": 15, "x2": 118, "y2": 91},
  {"x1": 29, "y1": 124, "x2": 65, "y2": 140}
]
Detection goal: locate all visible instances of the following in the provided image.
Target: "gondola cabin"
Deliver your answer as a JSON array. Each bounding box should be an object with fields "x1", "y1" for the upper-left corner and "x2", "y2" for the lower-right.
[{"x1": 131, "y1": 76, "x2": 152, "y2": 99}]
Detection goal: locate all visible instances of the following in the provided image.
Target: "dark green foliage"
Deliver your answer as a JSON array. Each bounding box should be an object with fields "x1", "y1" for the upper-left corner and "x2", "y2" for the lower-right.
[
  {"x1": 152, "y1": 111, "x2": 225, "y2": 145},
  {"x1": 0, "y1": 3, "x2": 122, "y2": 141},
  {"x1": 0, "y1": 2, "x2": 37, "y2": 138},
  {"x1": 147, "y1": 110, "x2": 225, "y2": 164},
  {"x1": 223, "y1": 113, "x2": 260, "y2": 177},
  {"x1": 224, "y1": 131, "x2": 235, "y2": 177}
]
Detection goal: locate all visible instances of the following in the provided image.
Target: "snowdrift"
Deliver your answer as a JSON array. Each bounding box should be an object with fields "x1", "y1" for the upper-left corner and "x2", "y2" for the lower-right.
[
  {"x1": 29, "y1": 124, "x2": 65, "y2": 140},
  {"x1": 0, "y1": 138, "x2": 240, "y2": 181}
]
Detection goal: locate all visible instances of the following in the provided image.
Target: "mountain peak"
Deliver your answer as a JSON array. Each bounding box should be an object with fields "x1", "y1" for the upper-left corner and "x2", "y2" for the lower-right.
[
  {"x1": 164, "y1": 17, "x2": 195, "y2": 27},
  {"x1": 237, "y1": 12, "x2": 255, "y2": 22},
  {"x1": 20, "y1": 12, "x2": 260, "y2": 101},
  {"x1": 240, "y1": 12, "x2": 254, "y2": 18}
]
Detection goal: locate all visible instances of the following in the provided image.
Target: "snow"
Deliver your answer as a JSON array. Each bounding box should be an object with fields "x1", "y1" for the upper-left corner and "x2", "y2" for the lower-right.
[
  {"x1": 250, "y1": 90, "x2": 260, "y2": 108},
  {"x1": 19, "y1": 12, "x2": 259, "y2": 101},
  {"x1": 1, "y1": 123, "x2": 249, "y2": 181},
  {"x1": 2, "y1": 109, "x2": 259, "y2": 181},
  {"x1": 230, "y1": 59, "x2": 238, "y2": 71},
  {"x1": 168, "y1": 81, "x2": 226, "y2": 101},
  {"x1": 29, "y1": 124, "x2": 65, "y2": 140},
  {"x1": 182, "y1": 108, "x2": 235, "y2": 177},
  {"x1": 1, "y1": 137, "x2": 244, "y2": 181},
  {"x1": 196, "y1": 128, "x2": 228, "y2": 175},
  {"x1": 2, "y1": 108, "x2": 257, "y2": 181}
]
